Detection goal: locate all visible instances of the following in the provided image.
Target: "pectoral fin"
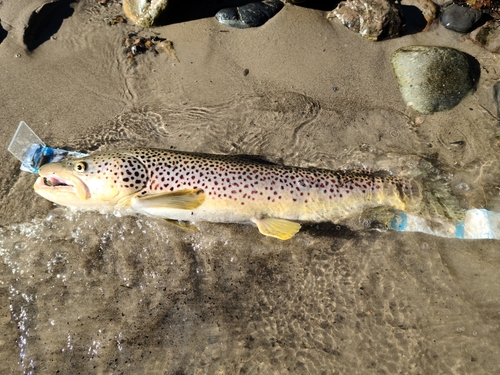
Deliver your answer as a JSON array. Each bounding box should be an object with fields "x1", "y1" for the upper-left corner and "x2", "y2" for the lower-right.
[
  {"x1": 135, "y1": 189, "x2": 205, "y2": 210},
  {"x1": 252, "y1": 217, "x2": 301, "y2": 240}
]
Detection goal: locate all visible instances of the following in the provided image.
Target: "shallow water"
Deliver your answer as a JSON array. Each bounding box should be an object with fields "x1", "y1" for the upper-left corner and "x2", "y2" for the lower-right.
[{"x1": 1, "y1": 0, "x2": 500, "y2": 374}]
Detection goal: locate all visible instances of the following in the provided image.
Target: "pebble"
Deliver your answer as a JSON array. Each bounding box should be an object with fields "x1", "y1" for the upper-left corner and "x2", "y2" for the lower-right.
[
  {"x1": 392, "y1": 46, "x2": 478, "y2": 114},
  {"x1": 440, "y1": 2, "x2": 482, "y2": 33},
  {"x1": 215, "y1": 0, "x2": 284, "y2": 29},
  {"x1": 327, "y1": 0, "x2": 403, "y2": 41},
  {"x1": 470, "y1": 20, "x2": 500, "y2": 54}
]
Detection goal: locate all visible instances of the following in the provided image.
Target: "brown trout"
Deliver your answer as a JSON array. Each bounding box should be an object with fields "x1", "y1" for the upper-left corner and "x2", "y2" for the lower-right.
[{"x1": 34, "y1": 148, "x2": 423, "y2": 240}]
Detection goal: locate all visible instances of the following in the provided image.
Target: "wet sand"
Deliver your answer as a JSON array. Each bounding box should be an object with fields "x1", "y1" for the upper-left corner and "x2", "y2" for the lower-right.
[{"x1": 1, "y1": 0, "x2": 500, "y2": 373}]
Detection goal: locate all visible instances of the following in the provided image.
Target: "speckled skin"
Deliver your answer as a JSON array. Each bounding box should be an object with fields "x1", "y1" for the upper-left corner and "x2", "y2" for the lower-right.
[{"x1": 35, "y1": 148, "x2": 421, "y2": 224}]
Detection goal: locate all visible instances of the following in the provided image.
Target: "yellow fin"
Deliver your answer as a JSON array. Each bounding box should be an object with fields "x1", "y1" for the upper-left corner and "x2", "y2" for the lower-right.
[
  {"x1": 252, "y1": 217, "x2": 301, "y2": 240},
  {"x1": 136, "y1": 189, "x2": 205, "y2": 210}
]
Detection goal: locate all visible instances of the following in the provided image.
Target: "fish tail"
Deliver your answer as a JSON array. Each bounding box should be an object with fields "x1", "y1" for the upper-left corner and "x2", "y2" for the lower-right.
[{"x1": 405, "y1": 159, "x2": 465, "y2": 223}]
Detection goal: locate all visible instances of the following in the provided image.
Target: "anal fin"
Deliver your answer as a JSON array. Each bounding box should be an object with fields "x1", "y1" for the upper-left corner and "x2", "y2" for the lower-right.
[{"x1": 252, "y1": 217, "x2": 301, "y2": 240}]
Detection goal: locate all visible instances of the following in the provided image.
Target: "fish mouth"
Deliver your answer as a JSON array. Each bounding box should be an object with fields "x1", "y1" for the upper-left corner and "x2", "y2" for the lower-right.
[
  {"x1": 34, "y1": 163, "x2": 90, "y2": 201},
  {"x1": 42, "y1": 176, "x2": 72, "y2": 187}
]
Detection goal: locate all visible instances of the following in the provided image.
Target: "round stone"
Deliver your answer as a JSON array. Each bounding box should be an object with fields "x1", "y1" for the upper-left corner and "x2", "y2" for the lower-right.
[
  {"x1": 392, "y1": 46, "x2": 478, "y2": 114},
  {"x1": 440, "y1": 2, "x2": 482, "y2": 33}
]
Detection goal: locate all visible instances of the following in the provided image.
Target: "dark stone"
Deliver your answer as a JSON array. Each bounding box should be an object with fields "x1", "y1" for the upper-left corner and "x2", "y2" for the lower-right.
[
  {"x1": 216, "y1": 0, "x2": 284, "y2": 29},
  {"x1": 440, "y1": 2, "x2": 482, "y2": 33}
]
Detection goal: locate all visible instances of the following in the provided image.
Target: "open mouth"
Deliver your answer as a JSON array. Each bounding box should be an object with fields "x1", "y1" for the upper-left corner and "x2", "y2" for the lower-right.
[
  {"x1": 35, "y1": 163, "x2": 90, "y2": 200},
  {"x1": 43, "y1": 176, "x2": 73, "y2": 187}
]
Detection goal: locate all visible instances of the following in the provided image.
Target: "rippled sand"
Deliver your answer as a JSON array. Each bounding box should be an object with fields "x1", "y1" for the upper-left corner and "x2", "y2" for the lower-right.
[{"x1": 1, "y1": 1, "x2": 500, "y2": 374}]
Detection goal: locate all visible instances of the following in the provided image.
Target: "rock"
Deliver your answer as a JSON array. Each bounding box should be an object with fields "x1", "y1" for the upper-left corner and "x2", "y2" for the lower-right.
[
  {"x1": 470, "y1": 20, "x2": 500, "y2": 54},
  {"x1": 327, "y1": 0, "x2": 403, "y2": 41},
  {"x1": 215, "y1": 0, "x2": 284, "y2": 29},
  {"x1": 392, "y1": 46, "x2": 478, "y2": 114},
  {"x1": 123, "y1": 0, "x2": 170, "y2": 27},
  {"x1": 440, "y1": 2, "x2": 482, "y2": 33}
]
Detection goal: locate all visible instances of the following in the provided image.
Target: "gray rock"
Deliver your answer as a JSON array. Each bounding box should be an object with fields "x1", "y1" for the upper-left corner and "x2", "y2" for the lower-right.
[
  {"x1": 327, "y1": 0, "x2": 403, "y2": 41},
  {"x1": 392, "y1": 46, "x2": 478, "y2": 114},
  {"x1": 216, "y1": 0, "x2": 284, "y2": 29},
  {"x1": 470, "y1": 20, "x2": 500, "y2": 54},
  {"x1": 440, "y1": 2, "x2": 482, "y2": 33}
]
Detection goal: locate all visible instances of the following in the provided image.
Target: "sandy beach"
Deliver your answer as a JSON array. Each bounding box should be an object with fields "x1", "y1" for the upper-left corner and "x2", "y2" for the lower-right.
[{"x1": 1, "y1": 0, "x2": 500, "y2": 373}]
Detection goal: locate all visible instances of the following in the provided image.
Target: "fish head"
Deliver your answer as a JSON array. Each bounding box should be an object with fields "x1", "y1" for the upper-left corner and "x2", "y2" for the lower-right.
[{"x1": 34, "y1": 152, "x2": 148, "y2": 209}]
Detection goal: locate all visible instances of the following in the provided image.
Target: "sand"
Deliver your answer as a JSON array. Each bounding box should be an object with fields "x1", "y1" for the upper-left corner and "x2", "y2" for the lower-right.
[{"x1": 0, "y1": 0, "x2": 500, "y2": 373}]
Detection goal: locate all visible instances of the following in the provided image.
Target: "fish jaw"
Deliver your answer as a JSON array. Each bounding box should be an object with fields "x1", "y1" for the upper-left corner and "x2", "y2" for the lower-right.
[{"x1": 34, "y1": 163, "x2": 91, "y2": 207}]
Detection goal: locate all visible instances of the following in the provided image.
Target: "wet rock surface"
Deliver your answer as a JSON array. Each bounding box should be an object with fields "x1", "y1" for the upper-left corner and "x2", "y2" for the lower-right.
[
  {"x1": 327, "y1": 0, "x2": 403, "y2": 40},
  {"x1": 3, "y1": 208, "x2": 500, "y2": 374},
  {"x1": 440, "y1": 2, "x2": 483, "y2": 33},
  {"x1": 392, "y1": 45, "x2": 479, "y2": 114},
  {"x1": 470, "y1": 20, "x2": 500, "y2": 53},
  {"x1": 215, "y1": 0, "x2": 284, "y2": 29}
]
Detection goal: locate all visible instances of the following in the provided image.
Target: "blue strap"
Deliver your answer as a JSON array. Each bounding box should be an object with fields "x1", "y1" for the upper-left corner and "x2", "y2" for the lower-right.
[
  {"x1": 455, "y1": 222, "x2": 465, "y2": 238},
  {"x1": 390, "y1": 212, "x2": 407, "y2": 231},
  {"x1": 20, "y1": 145, "x2": 88, "y2": 174}
]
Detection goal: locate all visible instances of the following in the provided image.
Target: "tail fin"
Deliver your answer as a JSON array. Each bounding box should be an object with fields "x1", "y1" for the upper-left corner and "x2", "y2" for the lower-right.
[
  {"x1": 369, "y1": 160, "x2": 465, "y2": 223},
  {"x1": 405, "y1": 158, "x2": 466, "y2": 223}
]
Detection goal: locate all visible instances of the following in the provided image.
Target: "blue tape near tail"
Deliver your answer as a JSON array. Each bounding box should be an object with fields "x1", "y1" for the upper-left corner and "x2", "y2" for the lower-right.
[
  {"x1": 455, "y1": 222, "x2": 465, "y2": 239},
  {"x1": 391, "y1": 212, "x2": 407, "y2": 231}
]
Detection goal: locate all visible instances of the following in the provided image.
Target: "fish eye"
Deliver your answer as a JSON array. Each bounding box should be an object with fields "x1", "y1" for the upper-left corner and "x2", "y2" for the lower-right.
[{"x1": 74, "y1": 161, "x2": 88, "y2": 172}]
